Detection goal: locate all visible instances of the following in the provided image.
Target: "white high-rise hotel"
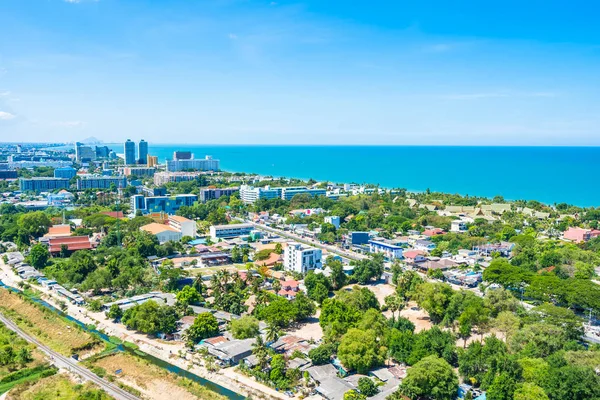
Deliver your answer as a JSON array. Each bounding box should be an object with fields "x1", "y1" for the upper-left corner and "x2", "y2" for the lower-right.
[{"x1": 283, "y1": 242, "x2": 323, "y2": 274}]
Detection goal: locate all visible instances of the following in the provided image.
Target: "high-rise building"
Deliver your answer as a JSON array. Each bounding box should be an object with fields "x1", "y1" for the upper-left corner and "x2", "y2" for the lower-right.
[
  {"x1": 173, "y1": 151, "x2": 192, "y2": 160},
  {"x1": 147, "y1": 155, "x2": 158, "y2": 167},
  {"x1": 95, "y1": 146, "x2": 110, "y2": 159},
  {"x1": 75, "y1": 142, "x2": 96, "y2": 163},
  {"x1": 124, "y1": 139, "x2": 136, "y2": 165},
  {"x1": 137, "y1": 140, "x2": 148, "y2": 164},
  {"x1": 165, "y1": 156, "x2": 220, "y2": 172}
]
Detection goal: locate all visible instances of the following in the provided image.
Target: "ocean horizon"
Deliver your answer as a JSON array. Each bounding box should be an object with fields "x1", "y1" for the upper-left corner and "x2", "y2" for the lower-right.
[{"x1": 102, "y1": 144, "x2": 599, "y2": 207}]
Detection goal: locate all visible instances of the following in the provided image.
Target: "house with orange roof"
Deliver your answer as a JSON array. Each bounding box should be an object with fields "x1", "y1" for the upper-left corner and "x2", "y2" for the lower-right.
[
  {"x1": 48, "y1": 236, "x2": 92, "y2": 254},
  {"x1": 140, "y1": 222, "x2": 182, "y2": 243},
  {"x1": 44, "y1": 224, "x2": 72, "y2": 239}
]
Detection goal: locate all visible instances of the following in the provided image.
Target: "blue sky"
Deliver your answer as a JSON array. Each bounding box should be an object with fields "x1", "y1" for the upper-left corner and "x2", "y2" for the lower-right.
[{"x1": 1, "y1": 0, "x2": 599, "y2": 145}]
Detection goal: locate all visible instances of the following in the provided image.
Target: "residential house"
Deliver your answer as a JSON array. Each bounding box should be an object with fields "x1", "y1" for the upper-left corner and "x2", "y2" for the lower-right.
[
  {"x1": 403, "y1": 250, "x2": 426, "y2": 263},
  {"x1": 563, "y1": 227, "x2": 600, "y2": 243},
  {"x1": 414, "y1": 239, "x2": 436, "y2": 251}
]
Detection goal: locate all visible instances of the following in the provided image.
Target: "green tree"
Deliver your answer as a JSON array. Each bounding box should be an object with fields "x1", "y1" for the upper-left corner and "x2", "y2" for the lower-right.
[
  {"x1": 398, "y1": 355, "x2": 458, "y2": 400},
  {"x1": 337, "y1": 328, "x2": 385, "y2": 374},
  {"x1": 176, "y1": 285, "x2": 202, "y2": 306},
  {"x1": 493, "y1": 311, "x2": 520, "y2": 341},
  {"x1": 106, "y1": 304, "x2": 123, "y2": 321},
  {"x1": 185, "y1": 313, "x2": 219, "y2": 345},
  {"x1": 413, "y1": 282, "x2": 454, "y2": 324},
  {"x1": 18, "y1": 211, "x2": 51, "y2": 239},
  {"x1": 328, "y1": 258, "x2": 347, "y2": 290},
  {"x1": 357, "y1": 377, "x2": 379, "y2": 397},
  {"x1": 542, "y1": 365, "x2": 600, "y2": 400},
  {"x1": 344, "y1": 390, "x2": 366, "y2": 400},
  {"x1": 487, "y1": 372, "x2": 516, "y2": 400},
  {"x1": 265, "y1": 322, "x2": 282, "y2": 343},
  {"x1": 513, "y1": 383, "x2": 549, "y2": 400},
  {"x1": 230, "y1": 315, "x2": 260, "y2": 339},
  {"x1": 308, "y1": 344, "x2": 335, "y2": 365},
  {"x1": 28, "y1": 243, "x2": 49, "y2": 269}
]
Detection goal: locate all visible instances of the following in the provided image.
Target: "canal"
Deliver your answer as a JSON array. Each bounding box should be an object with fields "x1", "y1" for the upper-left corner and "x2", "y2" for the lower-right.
[{"x1": 0, "y1": 282, "x2": 245, "y2": 400}]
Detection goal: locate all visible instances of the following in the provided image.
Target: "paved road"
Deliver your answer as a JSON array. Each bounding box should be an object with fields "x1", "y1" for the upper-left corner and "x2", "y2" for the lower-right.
[
  {"x1": 0, "y1": 312, "x2": 139, "y2": 400},
  {"x1": 241, "y1": 219, "x2": 367, "y2": 262}
]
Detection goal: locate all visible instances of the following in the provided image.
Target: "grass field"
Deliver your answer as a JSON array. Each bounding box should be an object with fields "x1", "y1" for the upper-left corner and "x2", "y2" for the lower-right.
[
  {"x1": 88, "y1": 353, "x2": 227, "y2": 400},
  {"x1": 0, "y1": 289, "x2": 101, "y2": 356},
  {"x1": 6, "y1": 373, "x2": 113, "y2": 400},
  {"x1": 0, "y1": 365, "x2": 57, "y2": 395}
]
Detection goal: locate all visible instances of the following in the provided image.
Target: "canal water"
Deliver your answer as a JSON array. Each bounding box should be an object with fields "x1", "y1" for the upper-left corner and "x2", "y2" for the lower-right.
[{"x1": 0, "y1": 282, "x2": 245, "y2": 400}]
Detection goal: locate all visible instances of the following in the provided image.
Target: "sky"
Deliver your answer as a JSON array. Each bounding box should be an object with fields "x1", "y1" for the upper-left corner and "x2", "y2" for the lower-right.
[{"x1": 1, "y1": 0, "x2": 599, "y2": 145}]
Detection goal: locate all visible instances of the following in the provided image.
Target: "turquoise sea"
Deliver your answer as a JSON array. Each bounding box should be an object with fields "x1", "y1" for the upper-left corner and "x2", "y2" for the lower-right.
[{"x1": 106, "y1": 145, "x2": 600, "y2": 207}]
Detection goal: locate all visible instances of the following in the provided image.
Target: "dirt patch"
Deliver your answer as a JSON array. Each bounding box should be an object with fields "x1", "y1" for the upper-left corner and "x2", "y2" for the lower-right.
[
  {"x1": 287, "y1": 309, "x2": 323, "y2": 342},
  {"x1": 91, "y1": 353, "x2": 226, "y2": 400},
  {"x1": 399, "y1": 301, "x2": 433, "y2": 332}
]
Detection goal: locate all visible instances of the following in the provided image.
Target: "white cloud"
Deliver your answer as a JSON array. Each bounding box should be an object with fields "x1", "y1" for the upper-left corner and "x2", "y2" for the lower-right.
[
  {"x1": 64, "y1": 0, "x2": 81, "y2": 3},
  {"x1": 0, "y1": 111, "x2": 16, "y2": 120},
  {"x1": 0, "y1": 91, "x2": 10, "y2": 97},
  {"x1": 228, "y1": 33, "x2": 238, "y2": 40},
  {"x1": 54, "y1": 121, "x2": 85, "y2": 127}
]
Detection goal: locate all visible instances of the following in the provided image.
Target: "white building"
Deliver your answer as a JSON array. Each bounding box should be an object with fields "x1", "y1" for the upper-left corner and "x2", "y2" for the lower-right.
[
  {"x1": 283, "y1": 242, "x2": 322, "y2": 274},
  {"x1": 165, "y1": 156, "x2": 220, "y2": 172},
  {"x1": 209, "y1": 223, "x2": 254, "y2": 240},
  {"x1": 239, "y1": 184, "x2": 326, "y2": 204},
  {"x1": 168, "y1": 215, "x2": 197, "y2": 238},
  {"x1": 280, "y1": 187, "x2": 327, "y2": 201},
  {"x1": 451, "y1": 220, "x2": 468, "y2": 233},
  {"x1": 140, "y1": 223, "x2": 182, "y2": 243},
  {"x1": 239, "y1": 185, "x2": 282, "y2": 204},
  {"x1": 369, "y1": 240, "x2": 403, "y2": 260},
  {"x1": 324, "y1": 216, "x2": 341, "y2": 229}
]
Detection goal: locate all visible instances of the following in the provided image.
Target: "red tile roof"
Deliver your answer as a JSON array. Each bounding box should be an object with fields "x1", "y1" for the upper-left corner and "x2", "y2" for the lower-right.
[
  {"x1": 404, "y1": 250, "x2": 425, "y2": 259},
  {"x1": 102, "y1": 211, "x2": 125, "y2": 218},
  {"x1": 48, "y1": 236, "x2": 92, "y2": 253}
]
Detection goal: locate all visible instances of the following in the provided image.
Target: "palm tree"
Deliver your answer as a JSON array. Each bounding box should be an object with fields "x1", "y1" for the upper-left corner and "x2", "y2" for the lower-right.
[
  {"x1": 265, "y1": 322, "x2": 281, "y2": 343},
  {"x1": 272, "y1": 279, "x2": 282, "y2": 293},
  {"x1": 385, "y1": 294, "x2": 404, "y2": 320},
  {"x1": 252, "y1": 335, "x2": 269, "y2": 370}
]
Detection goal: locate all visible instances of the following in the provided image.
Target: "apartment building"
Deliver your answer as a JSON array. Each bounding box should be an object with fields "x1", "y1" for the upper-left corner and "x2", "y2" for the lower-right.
[
  {"x1": 19, "y1": 177, "x2": 70, "y2": 192},
  {"x1": 283, "y1": 242, "x2": 323, "y2": 274},
  {"x1": 165, "y1": 156, "x2": 220, "y2": 172},
  {"x1": 369, "y1": 240, "x2": 403, "y2": 260},
  {"x1": 199, "y1": 187, "x2": 239, "y2": 203},
  {"x1": 209, "y1": 223, "x2": 253, "y2": 240},
  {"x1": 76, "y1": 175, "x2": 128, "y2": 190}
]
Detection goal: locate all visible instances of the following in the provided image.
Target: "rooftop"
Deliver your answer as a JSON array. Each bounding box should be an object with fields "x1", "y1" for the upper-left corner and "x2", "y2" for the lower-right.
[{"x1": 140, "y1": 222, "x2": 178, "y2": 235}]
